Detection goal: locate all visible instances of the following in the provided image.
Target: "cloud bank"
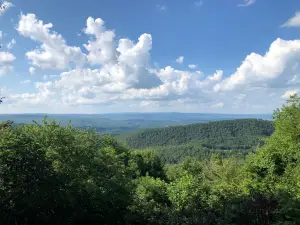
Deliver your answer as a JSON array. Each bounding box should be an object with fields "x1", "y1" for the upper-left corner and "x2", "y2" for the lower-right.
[{"x1": 1, "y1": 12, "x2": 300, "y2": 113}]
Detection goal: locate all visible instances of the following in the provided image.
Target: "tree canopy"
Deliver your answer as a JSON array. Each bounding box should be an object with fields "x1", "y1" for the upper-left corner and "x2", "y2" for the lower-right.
[
  {"x1": 0, "y1": 96, "x2": 300, "y2": 224},
  {"x1": 126, "y1": 119, "x2": 274, "y2": 149},
  {"x1": 125, "y1": 119, "x2": 274, "y2": 164}
]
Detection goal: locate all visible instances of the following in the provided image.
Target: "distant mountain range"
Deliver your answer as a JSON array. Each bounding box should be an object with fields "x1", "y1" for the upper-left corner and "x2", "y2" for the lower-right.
[{"x1": 0, "y1": 113, "x2": 273, "y2": 134}]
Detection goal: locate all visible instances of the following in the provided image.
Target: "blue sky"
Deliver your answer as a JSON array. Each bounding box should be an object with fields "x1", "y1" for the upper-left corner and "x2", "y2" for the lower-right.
[{"x1": 0, "y1": 0, "x2": 300, "y2": 113}]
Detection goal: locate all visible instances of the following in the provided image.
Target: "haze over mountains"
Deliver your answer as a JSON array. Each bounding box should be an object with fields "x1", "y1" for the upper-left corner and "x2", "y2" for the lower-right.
[{"x1": 0, "y1": 113, "x2": 272, "y2": 133}]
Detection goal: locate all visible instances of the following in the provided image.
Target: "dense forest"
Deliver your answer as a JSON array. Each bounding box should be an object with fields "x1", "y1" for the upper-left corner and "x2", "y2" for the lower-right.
[
  {"x1": 126, "y1": 119, "x2": 274, "y2": 149},
  {"x1": 125, "y1": 119, "x2": 274, "y2": 163},
  {"x1": 0, "y1": 96, "x2": 300, "y2": 224},
  {"x1": 142, "y1": 141, "x2": 248, "y2": 164}
]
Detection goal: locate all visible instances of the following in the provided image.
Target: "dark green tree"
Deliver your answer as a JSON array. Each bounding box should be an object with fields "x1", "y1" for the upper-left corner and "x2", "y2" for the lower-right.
[{"x1": 0, "y1": 119, "x2": 133, "y2": 225}]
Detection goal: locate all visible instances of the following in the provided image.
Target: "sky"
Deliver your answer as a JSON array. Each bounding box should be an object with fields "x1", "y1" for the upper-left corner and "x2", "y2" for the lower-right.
[{"x1": 0, "y1": 0, "x2": 300, "y2": 114}]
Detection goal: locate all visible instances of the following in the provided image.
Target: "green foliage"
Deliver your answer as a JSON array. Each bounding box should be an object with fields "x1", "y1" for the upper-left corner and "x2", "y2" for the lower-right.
[
  {"x1": 128, "y1": 176, "x2": 170, "y2": 225},
  {"x1": 126, "y1": 119, "x2": 274, "y2": 150},
  {"x1": 239, "y1": 94, "x2": 300, "y2": 224},
  {"x1": 150, "y1": 141, "x2": 248, "y2": 164},
  {"x1": 132, "y1": 149, "x2": 166, "y2": 179},
  {"x1": 128, "y1": 95, "x2": 300, "y2": 224},
  {"x1": 1, "y1": 96, "x2": 300, "y2": 224},
  {"x1": 126, "y1": 119, "x2": 273, "y2": 164},
  {"x1": 0, "y1": 119, "x2": 133, "y2": 224}
]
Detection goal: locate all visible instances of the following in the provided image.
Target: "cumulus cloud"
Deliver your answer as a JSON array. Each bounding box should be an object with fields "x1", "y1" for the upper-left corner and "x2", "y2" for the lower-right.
[
  {"x1": 0, "y1": 51, "x2": 15, "y2": 63},
  {"x1": 82, "y1": 17, "x2": 161, "y2": 90},
  {"x1": 17, "y1": 14, "x2": 86, "y2": 69},
  {"x1": 198, "y1": 70, "x2": 223, "y2": 89},
  {"x1": 237, "y1": 0, "x2": 256, "y2": 7},
  {"x1": 281, "y1": 12, "x2": 300, "y2": 28},
  {"x1": 115, "y1": 67, "x2": 223, "y2": 104},
  {"x1": 0, "y1": 51, "x2": 15, "y2": 76},
  {"x1": 15, "y1": 15, "x2": 166, "y2": 107},
  {"x1": 29, "y1": 67, "x2": 36, "y2": 75},
  {"x1": 13, "y1": 14, "x2": 222, "y2": 110},
  {"x1": 282, "y1": 90, "x2": 298, "y2": 99},
  {"x1": 6, "y1": 13, "x2": 300, "y2": 113},
  {"x1": 176, "y1": 56, "x2": 184, "y2": 64},
  {"x1": 83, "y1": 17, "x2": 116, "y2": 65},
  {"x1": 6, "y1": 38, "x2": 16, "y2": 49},
  {"x1": 214, "y1": 38, "x2": 300, "y2": 92},
  {"x1": 0, "y1": 66, "x2": 12, "y2": 76},
  {"x1": 207, "y1": 70, "x2": 223, "y2": 81},
  {"x1": 0, "y1": 1, "x2": 13, "y2": 16}
]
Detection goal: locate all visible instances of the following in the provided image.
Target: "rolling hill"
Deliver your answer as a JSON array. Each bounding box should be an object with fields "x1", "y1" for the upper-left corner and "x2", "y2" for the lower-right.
[
  {"x1": 125, "y1": 119, "x2": 274, "y2": 163},
  {"x1": 0, "y1": 113, "x2": 272, "y2": 134}
]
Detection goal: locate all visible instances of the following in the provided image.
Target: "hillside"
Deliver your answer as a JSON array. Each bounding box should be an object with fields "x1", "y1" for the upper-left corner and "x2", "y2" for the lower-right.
[
  {"x1": 126, "y1": 119, "x2": 274, "y2": 149},
  {"x1": 1, "y1": 97, "x2": 300, "y2": 225}
]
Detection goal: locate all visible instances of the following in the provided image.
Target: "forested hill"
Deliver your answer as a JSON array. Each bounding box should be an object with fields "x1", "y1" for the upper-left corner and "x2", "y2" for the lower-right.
[
  {"x1": 126, "y1": 119, "x2": 274, "y2": 149},
  {"x1": 1, "y1": 97, "x2": 300, "y2": 224}
]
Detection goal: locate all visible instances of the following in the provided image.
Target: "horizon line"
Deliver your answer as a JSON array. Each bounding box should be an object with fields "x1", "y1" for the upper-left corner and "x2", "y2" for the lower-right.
[{"x1": 0, "y1": 112, "x2": 273, "y2": 115}]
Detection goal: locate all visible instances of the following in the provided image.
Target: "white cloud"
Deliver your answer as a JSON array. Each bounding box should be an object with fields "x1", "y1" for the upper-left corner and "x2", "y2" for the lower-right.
[
  {"x1": 237, "y1": 0, "x2": 256, "y2": 7},
  {"x1": 188, "y1": 64, "x2": 197, "y2": 69},
  {"x1": 176, "y1": 56, "x2": 184, "y2": 64},
  {"x1": 198, "y1": 70, "x2": 223, "y2": 88},
  {"x1": 0, "y1": 1, "x2": 13, "y2": 16},
  {"x1": 20, "y1": 80, "x2": 31, "y2": 84},
  {"x1": 0, "y1": 51, "x2": 15, "y2": 76},
  {"x1": 81, "y1": 17, "x2": 160, "y2": 91},
  {"x1": 6, "y1": 38, "x2": 16, "y2": 49},
  {"x1": 14, "y1": 15, "x2": 165, "y2": 107},
  {"x1": 0, "y1": 31, "x2": 2, "y2": 39},
  {"x1": 281, "y1": 12, "x2": 300, "y2": 28},
  {"x1": 0, "y1": 51, "x2": 15, "y2": 63},
  {"x1": 214, "y1": 38, "x2": 300, "y2": 92},
  {"x1": 208, "y1": 70, "x2": 223, "y2": 81},
  {"x1": 282, "y1": 90, "x2": 298, "y2": 99},
  {"x1": 9, "y1": 87, "x2": 54, "y2": 105},
  {"x1": 17, "y1": 14, "x2": 86, "y2": 70},
  {"x1": 22, "y1": 60, "x2": 219, "y2": 109},
  {"x1": 29, "y1": 67, "x2": 36, "y2": 75},
  {"x1": 116, "y1": 67, "x2": 222, "y2": 103},
  {"x1": 83, "y1": 17, "x2": 116, "y2": 65},
  {"x1": 0, "y1": 66, "x2": 12, "y2": 76},
  {"x1": 5, "y1": 14, "x2": 300, "y2": 114},
  {"x1": 194, "y1": 1, "x2": 203, "y2": 7},
  {"x1": 14, "y1": 15, "x2": 218, "y2": 110}
]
